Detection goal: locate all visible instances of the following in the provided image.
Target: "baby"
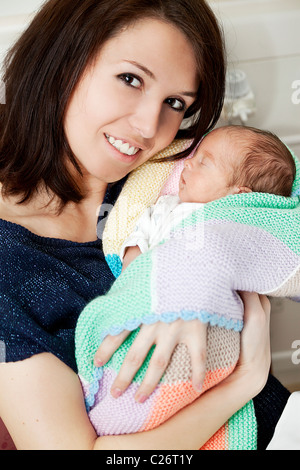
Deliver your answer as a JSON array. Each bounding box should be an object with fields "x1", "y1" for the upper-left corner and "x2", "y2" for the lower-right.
[{"x1": 121, "y1": 125, "x2": 296, "y2": 269}]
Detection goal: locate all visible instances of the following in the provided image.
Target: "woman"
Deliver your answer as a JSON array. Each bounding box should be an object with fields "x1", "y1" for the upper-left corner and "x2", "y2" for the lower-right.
[{"x1": 0, "y1": 0, "x2": 289, "y2": 450}]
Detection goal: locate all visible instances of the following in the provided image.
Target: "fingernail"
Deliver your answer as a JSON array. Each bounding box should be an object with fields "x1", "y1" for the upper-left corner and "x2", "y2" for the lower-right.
[
  {"x1": 195, "y1": 383, "x2": 203, "y2": 393},
  {"x1": 94, "y1": 359, "x2": 104, "y2": 367},
  {"x1": 111, "y1": 388, "x2": 123, "y2": 399},
  {"x1": 135, "y1": 393, "x2": 148, "y2": 404}
]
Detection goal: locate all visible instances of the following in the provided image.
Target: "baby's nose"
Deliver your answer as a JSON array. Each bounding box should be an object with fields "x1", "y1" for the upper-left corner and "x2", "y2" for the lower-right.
[{"x1": 184, "y1": 158, "x2": 193, "y2": 169}]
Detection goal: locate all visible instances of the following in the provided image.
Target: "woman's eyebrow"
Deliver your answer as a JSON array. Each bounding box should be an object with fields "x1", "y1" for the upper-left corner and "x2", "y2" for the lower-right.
[
  {"x1": 123, "y1": 60, "x2": 155, "y2": 79},
  {"x1": 181, "y1": 90, "x2": 197, "y2": 98},
  {"x1": 123, "y1": 60, "x2": 198, "y2": 97}
]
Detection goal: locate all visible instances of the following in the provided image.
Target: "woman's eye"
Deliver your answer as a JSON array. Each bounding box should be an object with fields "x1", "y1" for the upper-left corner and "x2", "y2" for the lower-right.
[
  {"x1": 165, "y1": 97, "x2": 186, "y2": 112},
  {"x1": 118, "y1": 73, "x2": 142, "y2": 89}
]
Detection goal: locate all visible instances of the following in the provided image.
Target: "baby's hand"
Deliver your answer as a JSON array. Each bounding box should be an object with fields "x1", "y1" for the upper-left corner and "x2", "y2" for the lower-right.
[
  {"x1": 121, "y1": 245, "x2": 142, "y2": 271},
  {"x1": 94, "y1": 319, "x2": 207, "y2": 402}
]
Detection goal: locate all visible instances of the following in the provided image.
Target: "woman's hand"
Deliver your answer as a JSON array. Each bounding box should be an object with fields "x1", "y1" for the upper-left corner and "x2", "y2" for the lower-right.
[
  {"x1": 95, "y1": 293, "x2": 271, "y2": 450},
  {"x1": 225, "y1": 292, "x2": 271, "y2": 395},
  {"x1": 94, "y1": 319, "x2": 207, "y2": 402}
]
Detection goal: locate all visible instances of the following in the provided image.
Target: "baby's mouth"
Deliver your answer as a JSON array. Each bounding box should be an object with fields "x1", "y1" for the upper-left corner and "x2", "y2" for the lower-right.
[{"x1": 105, "y1": 133, "x2": 140, "y2": 156}]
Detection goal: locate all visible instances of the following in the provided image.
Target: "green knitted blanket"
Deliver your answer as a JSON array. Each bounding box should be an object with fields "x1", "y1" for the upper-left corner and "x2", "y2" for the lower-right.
[{"x1": 75, "y1": 140, "x2": 300, "y2": 448}]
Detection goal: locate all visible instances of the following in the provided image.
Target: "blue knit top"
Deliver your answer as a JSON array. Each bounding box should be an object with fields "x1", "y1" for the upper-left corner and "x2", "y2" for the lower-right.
[{"x1": 0, "y1": 179, "x2": 126, "y2": 372}]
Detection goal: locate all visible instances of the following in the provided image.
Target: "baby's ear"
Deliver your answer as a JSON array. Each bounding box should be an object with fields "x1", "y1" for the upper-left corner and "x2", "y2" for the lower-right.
[
  {"x1": 231, "y1": 186, "x2": 252, "y2": 195},
  {"x1": 238, "y1": 186, "x2": 252, "y2": 194}
]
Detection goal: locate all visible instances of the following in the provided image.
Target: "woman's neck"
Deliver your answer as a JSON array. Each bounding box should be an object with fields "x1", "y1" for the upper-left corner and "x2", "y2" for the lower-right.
[{"x1": 0, "y1": 181, "x2": 108, "y2": 243}]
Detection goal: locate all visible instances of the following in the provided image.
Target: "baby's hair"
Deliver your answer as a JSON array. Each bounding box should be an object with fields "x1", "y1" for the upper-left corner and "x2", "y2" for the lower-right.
[{"x1": 225, "y1": 125, "x2": 296, "y2": 197}]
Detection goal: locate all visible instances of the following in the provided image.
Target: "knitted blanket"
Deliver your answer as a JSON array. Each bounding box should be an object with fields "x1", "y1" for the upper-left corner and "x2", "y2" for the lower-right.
[{"x1": 75, "y1": 139, "x2": 300, "y2": 449}]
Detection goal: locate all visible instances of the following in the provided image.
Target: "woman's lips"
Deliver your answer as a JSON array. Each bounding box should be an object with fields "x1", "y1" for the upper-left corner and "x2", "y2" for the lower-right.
[{"x1": 105, "y1": 133, "x2": 141, "y2": 156}]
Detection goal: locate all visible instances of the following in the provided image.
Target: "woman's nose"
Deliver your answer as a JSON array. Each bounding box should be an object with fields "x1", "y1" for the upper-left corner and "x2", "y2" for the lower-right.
[{"x1": 129, "y1": 100, "x2": 161, "y2": 139}]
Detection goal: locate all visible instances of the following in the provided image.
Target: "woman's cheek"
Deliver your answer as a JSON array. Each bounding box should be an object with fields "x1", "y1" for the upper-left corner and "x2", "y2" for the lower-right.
[{"x1": 159, "y1": 114, "x2": 183, "y2": 147}]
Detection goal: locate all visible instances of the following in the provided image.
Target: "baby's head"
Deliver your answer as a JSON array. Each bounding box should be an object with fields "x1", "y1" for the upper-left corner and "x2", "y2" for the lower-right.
[{"x1": 179, "y1": 125, "x2": 296, "y2": 203}]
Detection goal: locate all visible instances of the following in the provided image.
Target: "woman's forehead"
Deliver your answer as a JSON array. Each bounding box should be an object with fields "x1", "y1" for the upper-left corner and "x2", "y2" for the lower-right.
[{"x1": 98, "y1": 18, "x2": 199, "y2": 89}]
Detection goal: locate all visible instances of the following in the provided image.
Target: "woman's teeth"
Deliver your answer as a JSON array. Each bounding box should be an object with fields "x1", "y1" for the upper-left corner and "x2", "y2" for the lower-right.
[{"x1": 105, "y1": 134, "x2": 140, "y2": 156}]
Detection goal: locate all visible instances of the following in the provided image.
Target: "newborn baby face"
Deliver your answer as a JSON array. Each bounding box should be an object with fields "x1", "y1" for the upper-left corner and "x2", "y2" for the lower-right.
[{"x1": 179, "y1": 128, "x2": 234, "y2": 203}]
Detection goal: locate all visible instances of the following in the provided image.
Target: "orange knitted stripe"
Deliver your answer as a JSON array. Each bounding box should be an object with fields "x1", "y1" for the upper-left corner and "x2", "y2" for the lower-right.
[
  {"x1": 141, "y1": 365, "x2": 235, "y2": 432},
  {"x1": 141, "y1": 382, "x2": 199, "y2": 431},
  {"x1": 200, "y1": 424, "x2": 227, "y2": 450}
]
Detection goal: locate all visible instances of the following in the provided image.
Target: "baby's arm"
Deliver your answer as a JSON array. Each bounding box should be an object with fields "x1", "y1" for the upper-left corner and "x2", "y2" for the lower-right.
[
  {"x1": 120, "y1": 196, "x2": 178, "y2": 270},
  {"x1": 121, "y1": 245, "x2": 142, "y2": 271},
  {"x1": 120, "y1": 203, "x2": 155, "y2": 270}
]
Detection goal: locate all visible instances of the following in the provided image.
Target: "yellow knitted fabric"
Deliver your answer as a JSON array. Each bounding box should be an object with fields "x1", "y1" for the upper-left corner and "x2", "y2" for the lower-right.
[{"x1": 102, "y1": 139, "x2": 190, "y2": 256}]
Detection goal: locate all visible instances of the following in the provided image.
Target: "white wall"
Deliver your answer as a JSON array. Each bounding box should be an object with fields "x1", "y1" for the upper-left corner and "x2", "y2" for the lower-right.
[
  {"x1": 0, "y1": 0, "x2": 44, "y2": 16},
  {"x1": 0, "y1": 0, "x2": 45, "y2": 67},
  {"x1": 210, "y1": 0, "x2": 300, "y2": 154},
  {"x1": 209, "y1": 0, "x2": 300, "y2": 389}
]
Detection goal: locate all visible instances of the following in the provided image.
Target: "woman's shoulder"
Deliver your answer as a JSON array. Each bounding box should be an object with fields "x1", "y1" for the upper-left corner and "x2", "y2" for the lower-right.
[
  {"x1": 0, "y1": 218, "x2": 41, "y2": 289},
  {"x1": 0, "y1": 216, "x2": 24, "y2": 246},
  {"x1": 0, "y1": 198, "x2": 30, "y2": 244},
  {"x1": 0, "y1": 214, "x2": 38, "y2": 248}
]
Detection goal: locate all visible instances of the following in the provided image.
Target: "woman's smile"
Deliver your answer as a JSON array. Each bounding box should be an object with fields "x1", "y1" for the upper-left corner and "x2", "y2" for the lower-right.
[
  {"x1": 104, "y1": 133, "x2": 141, "y2": 157},
  {"x1": 103, "y1": 132, "x2": 142, "y2": 165}
]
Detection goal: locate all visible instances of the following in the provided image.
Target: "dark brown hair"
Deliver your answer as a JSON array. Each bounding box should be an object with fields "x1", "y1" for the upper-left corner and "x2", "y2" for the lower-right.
[
  {"x1": 226, "y1": 126, "x2": 296, "y2": 197},
  {"x1": 0, "y1": 0, "x2": 226, "y2": 208}
]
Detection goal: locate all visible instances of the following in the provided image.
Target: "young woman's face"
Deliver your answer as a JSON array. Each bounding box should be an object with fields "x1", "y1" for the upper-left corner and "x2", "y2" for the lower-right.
[{"x1": 64, "y1": 18, "x2": 198, "y2": 184}]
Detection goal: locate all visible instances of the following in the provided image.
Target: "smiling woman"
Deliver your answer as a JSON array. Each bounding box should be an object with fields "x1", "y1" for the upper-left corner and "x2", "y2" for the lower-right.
[
  {"x1": 0, "y1": 0, "x2": 282, "y2": 452},
  {"x1": 0, "y1": 0, "x2": 225, "y2": 213},
  {"x1": 0, "y1": 0, "x2": 227, "y2": 450}
]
